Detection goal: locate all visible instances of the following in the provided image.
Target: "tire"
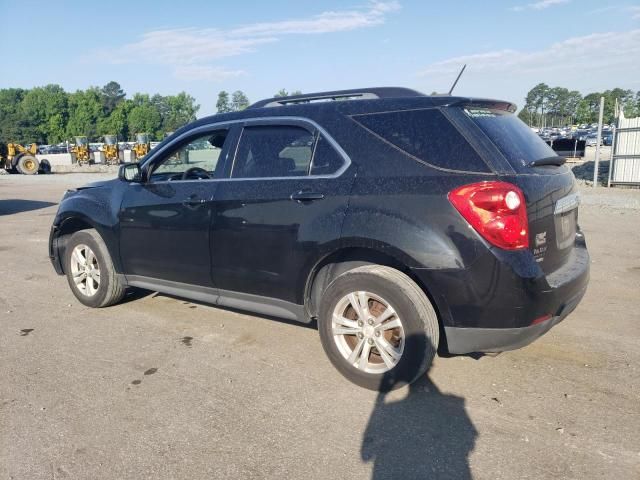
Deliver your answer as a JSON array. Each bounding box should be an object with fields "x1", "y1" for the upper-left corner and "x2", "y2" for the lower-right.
[
  {"x1": 318, "y1": 265, "x2": 439, "y2": 391},
  {"x1": 63, "y1": 229, "x2": 125, "y2": 308},
  {"x1": 16, "y1": 154, "x2": 39, "y2": 175},
  {"x1": 38, "y1": 158, "x2": 51, "y2": 174}
]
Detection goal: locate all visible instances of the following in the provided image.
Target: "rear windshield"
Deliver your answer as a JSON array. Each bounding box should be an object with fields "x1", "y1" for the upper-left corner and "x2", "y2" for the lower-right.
[
  {"x1": 463, "y1": 107, "x2": 557, "y2": 166},
  {"x1": 352, "y1": 108, "x2": 490, "y2": 173}
]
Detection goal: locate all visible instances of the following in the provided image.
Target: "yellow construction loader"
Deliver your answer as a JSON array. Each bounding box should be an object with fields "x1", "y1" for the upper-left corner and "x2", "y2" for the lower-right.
[
  {"x1": 1, "y1": 143, "x2": 40, "y2": 174},
  {"x1": 131, "y1": 133, "x2": 150, "y2": 162},
  {"x1": 103, "y1": 135, "x2": 120, "y2": 165},
  {"x1": 71, "y1": 136, "x2": 91, "y2": 165}
]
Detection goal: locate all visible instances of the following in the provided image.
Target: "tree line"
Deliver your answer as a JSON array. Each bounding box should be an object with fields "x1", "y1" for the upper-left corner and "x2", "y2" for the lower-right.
[
  {"x1": 214, "y1": 88, "x2": 302, "y2": 113},
  {"x1": 10, "y1": 80, "x2": 636, "y2": 145},
  {"x1": 0, "y1": 81, "x2": 200, "y2": 145},
  {"x1": 518, "y1": 83, "x2": 640, "y2": 127},
  {"x1": 0, "y1": 83, "x2": 306, "y2": 145}
]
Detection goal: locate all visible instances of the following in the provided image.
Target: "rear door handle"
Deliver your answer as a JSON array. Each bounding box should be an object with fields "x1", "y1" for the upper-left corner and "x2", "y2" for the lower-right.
[{"x1": 290, "y1": 191, "x2": 325, "y2": 203}]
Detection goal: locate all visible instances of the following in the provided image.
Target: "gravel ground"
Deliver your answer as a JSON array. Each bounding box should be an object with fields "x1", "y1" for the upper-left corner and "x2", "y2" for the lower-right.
[{"x1": 1, "y1": 174, "x2": 639, "y2": 480}]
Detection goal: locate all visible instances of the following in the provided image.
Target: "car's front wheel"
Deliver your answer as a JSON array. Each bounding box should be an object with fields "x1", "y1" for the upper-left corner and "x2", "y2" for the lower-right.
[
  {"x1": 318, "y1": 265, "x2": 439, "y2": 391},
  {"x1": 63, "y1": 229, "x2": 125, "y2": 308}
]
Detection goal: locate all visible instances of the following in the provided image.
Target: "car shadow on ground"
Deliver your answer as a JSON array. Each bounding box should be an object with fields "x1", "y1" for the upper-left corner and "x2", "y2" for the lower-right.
[
  {"x1": 0, "y1": 199, "x2": 57, "y2": 216},
  {"x1": 362, "y1": 334, "x2": 477, "y2": 480}
]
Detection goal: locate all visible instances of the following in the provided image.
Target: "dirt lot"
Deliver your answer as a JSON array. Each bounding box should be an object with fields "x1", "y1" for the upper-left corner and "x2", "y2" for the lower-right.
[{"x1": 1, "y1": 174, "x2": 639, "y2": 480}]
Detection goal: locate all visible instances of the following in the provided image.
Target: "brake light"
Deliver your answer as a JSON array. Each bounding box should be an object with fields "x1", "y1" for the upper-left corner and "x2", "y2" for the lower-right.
[{"x1": 448, "y1": 181, "x2": 529, "y2": 250}]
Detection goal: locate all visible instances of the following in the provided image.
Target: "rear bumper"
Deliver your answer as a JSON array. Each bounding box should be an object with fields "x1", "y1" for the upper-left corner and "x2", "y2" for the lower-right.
[
  {"x1": 444, "y1": 283, "x2": 587, "y2": 354},
  {"x1": 411, "y1": 238, "x2": 590, "y2": 354}
]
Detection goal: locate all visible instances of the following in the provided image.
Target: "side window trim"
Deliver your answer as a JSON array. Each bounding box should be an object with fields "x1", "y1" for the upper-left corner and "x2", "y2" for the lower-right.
[
  {"x1": 230, "y1": 122, "x2": 317, "y2": 179},
  {"x1": 142, "y1": 116, "x2": 352, "y2": 181},
  {"x1": 228, "y1": 118, "x2": 350, "y2": 180},
  {"x1": 350, "y1": 107, "x2": 492, "y2": 175},
  {"x1": 143, "y1": 125, "x2": 237, "y2": 182}
]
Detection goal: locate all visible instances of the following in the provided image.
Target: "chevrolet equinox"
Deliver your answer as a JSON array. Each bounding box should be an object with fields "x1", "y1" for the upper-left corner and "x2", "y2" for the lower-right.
[{"x1": 49, "y1": 88, "x2": 590, "y2": 390}]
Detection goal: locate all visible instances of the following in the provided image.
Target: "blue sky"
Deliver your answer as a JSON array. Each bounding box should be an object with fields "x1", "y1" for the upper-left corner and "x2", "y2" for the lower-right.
[{"x1": 1, "y1": 0, "x2": 639, "y2": 116}]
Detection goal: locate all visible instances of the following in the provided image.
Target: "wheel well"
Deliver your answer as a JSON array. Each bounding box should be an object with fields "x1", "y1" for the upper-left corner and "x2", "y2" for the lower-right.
[
  {"x1": 58, "y1": 217, "x2": 93, "y2": 237},
  {"x1": 54, "y1": 218, "x2": 94, "y2": 273},
  {"x1": 305, "y1": 247, "x2": 447, "y2": 351}
]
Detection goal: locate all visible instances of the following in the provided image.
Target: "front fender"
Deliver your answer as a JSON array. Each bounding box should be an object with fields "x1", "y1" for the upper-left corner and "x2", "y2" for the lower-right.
[{"x1": 50, "y1": 184, "x2": 123, "y2": 273}]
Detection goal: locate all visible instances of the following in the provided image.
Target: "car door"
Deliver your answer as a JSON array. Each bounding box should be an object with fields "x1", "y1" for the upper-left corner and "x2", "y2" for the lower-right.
[
  {"x1": 211, "y1": 119, "x2": 355, "y2": 305},
  {"x1": 119, "y1": 126, "x2": 237, "y2": 287}
]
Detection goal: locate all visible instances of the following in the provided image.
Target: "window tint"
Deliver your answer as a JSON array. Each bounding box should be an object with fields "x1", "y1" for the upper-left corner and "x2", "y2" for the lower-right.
[
  {"x1": 310, "y1": 135, "x2": 344, "y2": 175},
  {"x1": 151, "y1": 130, "x2": 228, "y2": 180},
  {"x1": 233, "y1": 126, "x2": 315, "y2": 178},
  {"x1": 353, "y1": 108, "x2": 490, "y2": 172},
  {"x1": 462, "y1": 107, "x2": 557, "y2": 166}
]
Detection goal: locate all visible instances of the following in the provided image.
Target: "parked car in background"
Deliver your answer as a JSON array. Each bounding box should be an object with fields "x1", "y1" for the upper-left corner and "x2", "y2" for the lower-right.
[
  {"x1": 603, "y1": 132, "x2": 613, "y2": 146},
  {"x1": 585, "y1": 134, "x2": 599, "y2": 147},
  {"x1": 49, "y1": 87, "x2": 589, "y2": 391}
]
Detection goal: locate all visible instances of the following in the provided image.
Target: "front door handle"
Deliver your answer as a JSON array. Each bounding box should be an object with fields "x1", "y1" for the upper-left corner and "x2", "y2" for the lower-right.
[
  {"x1": 290, "y1": 191, "x2": 325, "y2": 203},
  {"x1": 182, "y1": 195, "x2": 207, "y2": 208}
]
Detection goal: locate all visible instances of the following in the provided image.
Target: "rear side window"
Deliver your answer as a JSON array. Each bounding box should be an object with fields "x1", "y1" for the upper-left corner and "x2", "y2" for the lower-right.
[
  {"x1": 233, "y1": 125, "x2": 314, "y2": 178},
  {"x1": 310, "y1": 135, "x2": 344, "y2": 176},
  {"x1": 352, "y1": 108, "x2": 490, "y2": 172},
  {"x1": 463, "y1": 107, "x2": 557, "y2": 166}
]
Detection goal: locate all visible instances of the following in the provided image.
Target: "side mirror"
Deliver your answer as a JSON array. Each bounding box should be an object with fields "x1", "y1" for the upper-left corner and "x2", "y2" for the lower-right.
[{"x1": 118, "y1": 163, "x2": 142, "y2": 182}]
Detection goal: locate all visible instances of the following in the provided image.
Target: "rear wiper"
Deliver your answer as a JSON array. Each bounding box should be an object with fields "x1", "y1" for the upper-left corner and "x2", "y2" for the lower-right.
[{"x1": 528, "y1": 156, "x2": 566, "y2": 167}]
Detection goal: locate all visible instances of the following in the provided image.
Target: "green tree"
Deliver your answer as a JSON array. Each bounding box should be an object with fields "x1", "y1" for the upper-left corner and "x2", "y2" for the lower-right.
[
  {"x1": 162, "y1": 92, "x2": 200, "y2": 131},
  {"x1": 21, "y1": 84, "x2": 68, "y2": 143},
  {"x1": 127, "y1": 93, "x2": 162, "y2": 140},
  {"x1": 66, "y1": 87, "x2": 103, "y2": 140},
  {"x1": 231, "y1": 90, "x2": 250, "y2": 111},
  {"x1": 216, "y1": 91, "x2": 231, "y2": 113},
  {"x1": 98, "y1": 99, "x2": 132, "y2": 139},
  {"x1": 0, "y1": 88, "x2": 26, "y2": 142},
  {"x1": 274, "y1": 89, "x2": 302, "y2": 98},
  {"x1": 522, "y1": 83, "x2": 551, "y2": 127},
  {"x1": 100, "y1": 81, "x2": 126, "y2": 116},
  {"x1": 575, "y1": 99, "x2": 591, "y2": 124}
]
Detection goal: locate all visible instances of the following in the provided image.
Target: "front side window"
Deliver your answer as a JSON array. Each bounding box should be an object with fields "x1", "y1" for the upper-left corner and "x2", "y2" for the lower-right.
[
  {"x1": 232, "y1": 125, "x2": 315, "y2": 179},
  {"x1": 150, "y1": 130, "x2": 228, "y2": 181}
]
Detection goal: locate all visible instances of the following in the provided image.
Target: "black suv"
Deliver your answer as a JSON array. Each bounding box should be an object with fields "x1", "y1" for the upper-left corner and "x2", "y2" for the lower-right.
[{"x1": 49, "y1": 88, "x2": 589, "y2": 390}]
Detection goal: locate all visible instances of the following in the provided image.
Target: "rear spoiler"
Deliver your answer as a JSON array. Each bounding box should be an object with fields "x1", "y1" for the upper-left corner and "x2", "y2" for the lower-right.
[{"x1": 449, "y1": 99, "x2": 517, "y2": 113}]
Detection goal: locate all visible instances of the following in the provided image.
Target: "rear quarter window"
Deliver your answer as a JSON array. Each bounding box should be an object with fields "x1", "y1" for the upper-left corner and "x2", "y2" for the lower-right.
[
  {"x1": 351, "y1": 108, "x2": 490, "y2": 173},
  {"x1": 463, "y1": 107, "x2": 557, "y2": 167}
]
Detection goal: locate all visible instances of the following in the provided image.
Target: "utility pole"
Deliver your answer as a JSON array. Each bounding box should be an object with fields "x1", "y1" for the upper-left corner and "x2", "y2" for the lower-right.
[{"x1": 593, "y1": 96, "x2": 604, "y2": 187}]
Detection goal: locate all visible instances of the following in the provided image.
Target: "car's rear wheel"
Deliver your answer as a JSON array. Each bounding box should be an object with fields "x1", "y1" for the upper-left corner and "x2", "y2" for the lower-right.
[
  {"x1": 318, "y1": 265, "x2": 439, "y2": 391},
  {"x1": 63, "y1": 229, "x2": 125, "y2": 308}
]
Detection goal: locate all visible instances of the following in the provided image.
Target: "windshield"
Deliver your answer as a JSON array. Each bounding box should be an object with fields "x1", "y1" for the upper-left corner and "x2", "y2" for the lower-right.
[
  {"x1": 75, "y1": 137, "x2": 88, "y2": 146},
  {"x1": 136, "y1": 133, "x2": 148, "y2": 143},
  {"x1": 104, "y1": 135, "x2": 116, "y2": 144},
  {"x1": 463, "y1": 107, "x2": 557, "y2": 167}
]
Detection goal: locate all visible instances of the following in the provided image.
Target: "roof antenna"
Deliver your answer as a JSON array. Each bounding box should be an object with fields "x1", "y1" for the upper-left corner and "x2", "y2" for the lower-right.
[{"x1": 448, "y1": 64, "x2": 467, "y2": 95}]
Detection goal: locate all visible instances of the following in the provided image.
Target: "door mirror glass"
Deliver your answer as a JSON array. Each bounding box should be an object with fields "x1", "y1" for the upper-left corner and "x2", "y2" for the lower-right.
[{"x1": 118, "y1": 163, "x2": 142, "y2": 182}]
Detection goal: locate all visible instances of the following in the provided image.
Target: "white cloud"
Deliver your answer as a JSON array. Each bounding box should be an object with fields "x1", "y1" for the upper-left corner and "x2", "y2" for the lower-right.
[
  {"x1": 92, "y1": 1, "x2": 400, "y2": 81},
  {"x1": 415, "y1": 29, "x2": 640, "y2": 105},
  {"x1": 511, "y1": 0, "x2": 570, "y2": 12},
  {"x1": 417, "y1": 29, "x2": 640, "y2": 77},
  {"x1": 230, "y1": 1, "x2": 400, "y2": 36},
  {"x1": 630, "y1": 5, "x2": 640, "y2": 18}
]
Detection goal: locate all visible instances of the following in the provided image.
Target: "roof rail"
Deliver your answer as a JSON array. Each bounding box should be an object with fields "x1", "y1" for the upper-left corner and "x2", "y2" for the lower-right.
[{"x1": 248, "y1": 87, "x2": 425, "y2": 109}]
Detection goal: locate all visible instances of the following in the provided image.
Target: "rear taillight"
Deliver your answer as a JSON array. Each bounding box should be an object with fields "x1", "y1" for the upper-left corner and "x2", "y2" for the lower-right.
[{"x1": 448, "y1": 181, "x2": 529, "y2": 250}]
